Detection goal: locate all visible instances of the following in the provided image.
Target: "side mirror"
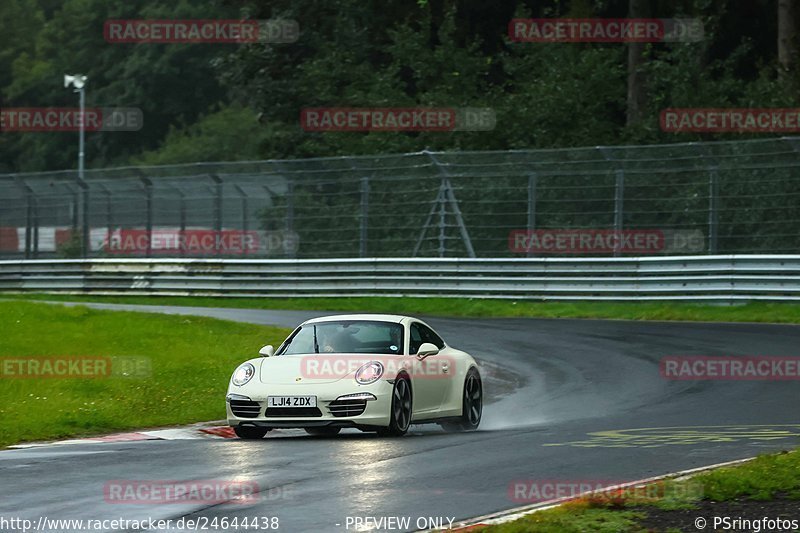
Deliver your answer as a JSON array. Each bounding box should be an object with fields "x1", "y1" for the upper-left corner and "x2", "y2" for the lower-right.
[
  {"x1": 259, "y1": 345, "x2": 274, "y2": 357},
  {"x1": 416, "y1": 342, "x2": 439, "y2": 359}
]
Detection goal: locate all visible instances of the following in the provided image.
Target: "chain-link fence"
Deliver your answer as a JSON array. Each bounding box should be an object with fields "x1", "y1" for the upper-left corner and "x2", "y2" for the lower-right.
[{"x1": 1, "y1": 137, "x2": 800, "y2": 259}]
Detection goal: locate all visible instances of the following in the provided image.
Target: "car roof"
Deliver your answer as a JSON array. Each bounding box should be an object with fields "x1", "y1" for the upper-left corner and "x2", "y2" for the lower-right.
[{"x1": 302, "y1": 314, "x2": 411, "y2": 325}]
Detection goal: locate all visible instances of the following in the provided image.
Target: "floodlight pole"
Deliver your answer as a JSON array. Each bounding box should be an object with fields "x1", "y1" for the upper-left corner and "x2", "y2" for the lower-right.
[
  {"x1": 78, "y1": 83, "x2": 85, "y2": 183},
  {"x1": 77, "y1": 85, "x2": 88, "y2": 257},
  {"x1": 65, "y1": 74, "x2": 89, "y2": 256}
]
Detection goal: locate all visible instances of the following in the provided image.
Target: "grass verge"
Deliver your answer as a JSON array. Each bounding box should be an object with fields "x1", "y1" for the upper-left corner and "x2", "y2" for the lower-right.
[
  {"x1": 0, "y1": 300, "x2": 290, "y2": 448},
  {"x1": 480, "y1": 449, "x2": 800, "y2": 532},
  {"x1": 7, "y1": 294, "x2": 800, "y2": 323}
]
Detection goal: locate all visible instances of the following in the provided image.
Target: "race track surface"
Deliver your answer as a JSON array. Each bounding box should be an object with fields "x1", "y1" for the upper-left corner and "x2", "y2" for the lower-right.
[{"x1": 2, "y1": 302, "x2": 800, "y2": 532}]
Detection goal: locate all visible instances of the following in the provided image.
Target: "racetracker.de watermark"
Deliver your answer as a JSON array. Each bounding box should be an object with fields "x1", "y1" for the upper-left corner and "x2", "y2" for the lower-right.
[
  {"x1": 300, "y1": 355, "x2": 457, "y2": 380},
  {"x1": 508, "y1": 229, "x2": 704, "y2": 254},
  {"x1": 0, "y1": 356, "x2": 151, "y2": 379},
  {"x1": 661, "y1": 356, "x2": 800, "y2": 380},
  {"x1": 103, "y1": 229, "x2": 298, "y2": 256},
  {"x1": 509, "y1": 18, "x2": 703, "y2": 42},
  {"x1": 103, "y1": 480, "x2": 281, "y2": 504},
  {"x1": 509, "y1": 479, "x2": 703, "y2": 503},
  {"x1": 661, "y1": 108, "x2": 800, "y2": 133},
  {"x1": 1, "y1": 108, "x2": 142, "y2": 132},
  {"x1": 300, "y1": 107, "x2": 495, "y2": 132},
  {"x1": 104, "y1": 19, "x2": 299, "y2": 44}
]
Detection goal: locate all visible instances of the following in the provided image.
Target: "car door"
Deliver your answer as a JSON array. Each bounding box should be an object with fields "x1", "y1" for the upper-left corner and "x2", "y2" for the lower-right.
[{"x1": 407, "y1": 322, "x2": 450, "y2": 416}]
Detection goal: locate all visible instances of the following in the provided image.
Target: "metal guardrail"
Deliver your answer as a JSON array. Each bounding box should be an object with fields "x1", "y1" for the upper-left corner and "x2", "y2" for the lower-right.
[{"x1": 2, "y1": 256, "x2": 800, "y2": 302}]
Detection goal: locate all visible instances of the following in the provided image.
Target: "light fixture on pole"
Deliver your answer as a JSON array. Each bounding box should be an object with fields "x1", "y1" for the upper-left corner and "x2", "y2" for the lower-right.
[
  {"x1": 64, "y1": 74, "x2": 88, "y2": 180},
  {"x1": 64, "y1": 74, "x2": 89, "y2": 256}
]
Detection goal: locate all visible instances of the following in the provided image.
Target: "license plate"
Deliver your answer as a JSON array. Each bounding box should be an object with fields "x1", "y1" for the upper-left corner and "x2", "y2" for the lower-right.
[{"x1": 267, "y1": 396, "x2": 317, "y2": 408}]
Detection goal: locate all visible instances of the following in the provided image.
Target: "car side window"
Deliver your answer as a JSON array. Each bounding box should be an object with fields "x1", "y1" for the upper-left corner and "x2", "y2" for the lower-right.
[
  {"x1": 410, "y1": 322, "x2": 445, "y2": 354},
  {"x1": 408, "y1": 322, "x2": 431, "y2": 355},
  {"x1": 418, "y1": 324, "x2": 445, "y2": 349},
  {"x1": 409, "y1": 323, "x2": 424, "y2": 354}
]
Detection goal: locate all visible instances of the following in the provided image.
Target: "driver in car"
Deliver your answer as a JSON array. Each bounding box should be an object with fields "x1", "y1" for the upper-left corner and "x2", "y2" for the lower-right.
[{"x1": 322, "y1": 330, "x2": 357, "y2": 353}]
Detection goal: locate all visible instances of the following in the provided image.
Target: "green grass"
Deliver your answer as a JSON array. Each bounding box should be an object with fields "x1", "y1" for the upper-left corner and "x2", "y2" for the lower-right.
[
  {"x1": 480, "y1": 506, "x2": 645, "y2": 533},
  {"x1": 8, "y1": 294, "x2": 800, "y2": 323},
  {"x1": 480, "y1": 449, "x2": 800, "y2": 532},
  {"x1": 0, "y1": 301, "x2": 291, "y2": 447},
  {"x1": 694, "y1": 449, "x2": 800, "y2": 501}
]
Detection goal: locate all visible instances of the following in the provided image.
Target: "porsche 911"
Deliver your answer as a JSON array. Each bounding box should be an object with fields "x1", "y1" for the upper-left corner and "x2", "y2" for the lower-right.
[{"x1": 225, "y1": 314, "x2": 483, "y2": 438}]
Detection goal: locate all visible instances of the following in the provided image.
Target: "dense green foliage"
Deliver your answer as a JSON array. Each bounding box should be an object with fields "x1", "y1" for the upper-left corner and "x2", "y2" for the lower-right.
[{"x1": 1, "y1": 0, "x2": 798, "y2": 172}]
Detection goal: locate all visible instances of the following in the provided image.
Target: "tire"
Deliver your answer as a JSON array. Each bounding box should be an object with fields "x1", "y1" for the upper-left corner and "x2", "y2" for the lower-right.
[
  {"x1": 304, "y1": 427, "x2": 341, "y2": 437},
  {"x1": 378, "y1": 375, "x2": 412, "y2": 437},
  {"x1": 233, "y1": 425, "x2": 270, "y2": 439},
  {"x1": 441, "y1": 368, "x2": 482, "y2": 432}
]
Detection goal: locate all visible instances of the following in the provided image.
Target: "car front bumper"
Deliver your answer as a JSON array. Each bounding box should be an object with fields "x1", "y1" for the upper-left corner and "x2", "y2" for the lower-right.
[{"x1": 226, "y1": 380, "x2": 393, "y2": 430}]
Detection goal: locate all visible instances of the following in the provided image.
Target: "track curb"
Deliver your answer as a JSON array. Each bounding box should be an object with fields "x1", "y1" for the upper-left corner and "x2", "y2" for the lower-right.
[{"x1": 437, "y1": 456, "x2": 757, "y2": 531}]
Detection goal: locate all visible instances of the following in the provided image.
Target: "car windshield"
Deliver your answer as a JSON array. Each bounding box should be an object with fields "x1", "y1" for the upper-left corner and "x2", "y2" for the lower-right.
[{"x1": 276, "y1": 320, "x2": 404, "y2": 355}]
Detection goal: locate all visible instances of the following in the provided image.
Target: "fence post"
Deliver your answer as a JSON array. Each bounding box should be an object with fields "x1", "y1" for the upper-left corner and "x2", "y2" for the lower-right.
[
  {"x1": 285, "y1": 178, "x2": 294, "y2": 251},
  {"x1": 97, "y1": 183, "x2": 113, "y2": 253},
  {"x1": 32, "y1": 196, "x2": 39, "y2": 259},
  {"x1": 14, "y1": 177, "x2": 34, "y2": 259},
  {"x1": 24, "y1": 184, "x2": 33, "y2": 260},
  {"x1": 234, "y1": 184, "x2": 248, "y2": 256},
  {"x1": 209, "y1": 174, "x2": 223, "y2": 256},
  {"x1": 600, "y1": 147, "x2": 625, "y2": 257},
  {"x1": 70, "y1": 186, "x2": 79, "y2": 234},
  {"x1": 693, "y1": 143, "x2": 720, "y2": 255},
  {"x1": 76, "y1": 176, "x2": 90, "y2": 257},
  {"x1": 527, "y1": 173, "x2": 537, "y2": 257},
  {"x1": 708, "y1": 165, "x2": 719, "y2": 253},
  {"x1": 139, "y1": 176, "x2": 153, "y2": 258},
  {"x1": 285, "y1": 178, "x2": 294, "y2": 231},
  {"x1": 614, "y1": 169, "x2": 625, "y2": 256},
  {"x1": 360, "y1": 176, "x2": 369, "y2": 258},
  {"x1": 168, "y1": 185, "x2": 186, "y2": 258},
  {"x1": 105, "y1": 187, "x2": 113, "y2": 253},
  {"x1": 438, "y1": 178, "x2": 446, "y2": 258}
]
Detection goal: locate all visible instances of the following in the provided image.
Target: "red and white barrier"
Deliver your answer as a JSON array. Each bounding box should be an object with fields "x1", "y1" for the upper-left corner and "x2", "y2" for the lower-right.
[{"x1": 0, "y1": 227, "x2": 298, "y2": 255}]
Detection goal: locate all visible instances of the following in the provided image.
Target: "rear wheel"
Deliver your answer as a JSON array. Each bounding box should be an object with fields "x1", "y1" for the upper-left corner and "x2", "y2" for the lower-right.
[
  {"x1": 233, "y1": 425, "x2": 270, "y2": 439},
  {"x1": 378, "y1": 375, "x2": 412, "y2": 437},
  {"x1": 304, "y1": 427, "x2": 341, "y2": 437},
  {"x1": 441, "y1": 368, "x2": 482, "y2": 432}
]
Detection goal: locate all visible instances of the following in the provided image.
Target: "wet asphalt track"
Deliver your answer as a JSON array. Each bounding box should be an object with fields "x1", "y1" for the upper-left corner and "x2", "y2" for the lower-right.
[{"x1": 2, "y1": 302, "x2": 800, "y2": 532}]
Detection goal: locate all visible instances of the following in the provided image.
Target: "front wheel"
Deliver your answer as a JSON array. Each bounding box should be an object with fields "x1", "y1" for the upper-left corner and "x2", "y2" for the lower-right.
[
  {"x1": 441, "y1": 368, "x2": 482, "y2": 432},
  {"x1": 233, "y1": 425, "x2": 270, "y2": 439},
  {"x1": 378, "y1": 376, "x2": 412, "y2": 437},
  {"x1": 304, "y1": 427, "x2": 341, "y2": 437}
]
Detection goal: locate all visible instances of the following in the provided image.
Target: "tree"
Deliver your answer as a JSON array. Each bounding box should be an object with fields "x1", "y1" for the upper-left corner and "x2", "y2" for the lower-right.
[
  {"x1": 778, "y1": 0, "x2": 797, "y2": 74},
  {"x1": 626, "y1": 0, "x2": 648, "y2": 126},
  {"x1": 1, "y1": 0, "x2": 238, "y2": 171}
]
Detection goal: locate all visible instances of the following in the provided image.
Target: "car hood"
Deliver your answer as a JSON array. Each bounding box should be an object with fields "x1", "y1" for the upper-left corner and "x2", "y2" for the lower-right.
[{"x1": 259, "y1": 353, "x2": 402, "y2": 385}]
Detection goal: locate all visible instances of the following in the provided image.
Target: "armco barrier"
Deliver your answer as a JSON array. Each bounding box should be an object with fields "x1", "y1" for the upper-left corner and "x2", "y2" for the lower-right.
[{"x1": 1, "y1": 256, "x2": 800, "y2": 302}]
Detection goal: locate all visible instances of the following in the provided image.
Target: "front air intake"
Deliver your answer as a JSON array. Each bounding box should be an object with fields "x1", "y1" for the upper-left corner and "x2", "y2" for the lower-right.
[
  {"x1": 229, "y1": 400, "x2": 261, "y2": 418},
  {"x1": 327, "y1": 399, "x2": 367, "y2": 417}
]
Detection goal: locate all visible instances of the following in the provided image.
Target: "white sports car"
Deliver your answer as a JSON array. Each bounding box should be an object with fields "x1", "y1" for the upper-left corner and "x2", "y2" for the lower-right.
[{"x1": 226, "y1": 314, "x2": 483, "y2": 438}]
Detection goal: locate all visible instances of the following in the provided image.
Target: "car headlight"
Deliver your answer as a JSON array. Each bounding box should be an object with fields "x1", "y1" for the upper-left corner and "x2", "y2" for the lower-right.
[
  {"x1": 355, "y1": 361, "x2": 384, "y2": 385},
  {"x1": 232, "y1": 363, "x2": 255, "y2": 386}
]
